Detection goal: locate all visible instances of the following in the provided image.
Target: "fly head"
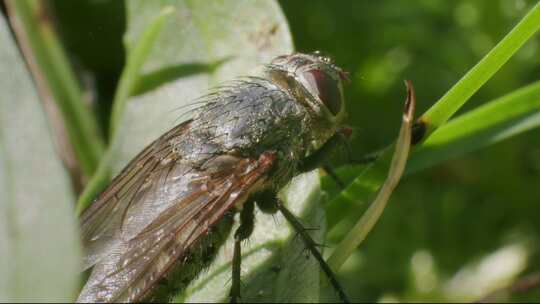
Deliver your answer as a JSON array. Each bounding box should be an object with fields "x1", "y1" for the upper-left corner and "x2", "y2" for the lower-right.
[{"x1": 265, "y1": 52, "x2": 349, "y2": 154}]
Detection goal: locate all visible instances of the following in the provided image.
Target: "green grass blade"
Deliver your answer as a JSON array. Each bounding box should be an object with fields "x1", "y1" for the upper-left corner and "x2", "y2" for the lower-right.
[
  {"x1": 6, "y1": 0, "x2": 104, "y2": 176},
  {"x1": 75, "y1": 153, "x2": 111, "y2": 215},
  {"x1": 408, "y1": 80, "x2": 540, "y2": 173},
  {"x1": 326, "y1": 3, "x2": 540, "y2": 231},
  {"x1": 327, "y1": 81, "x2": 415, "y2": 272},
  {"x1": 76, "y1": 6, "x2": 174, "y2": 214},
  {"x1": 109, "y1": 6, "x2": 175, "y2": 138},
  {"x1": 420, "y1": 2, "x2": 540, "y2": 136}
]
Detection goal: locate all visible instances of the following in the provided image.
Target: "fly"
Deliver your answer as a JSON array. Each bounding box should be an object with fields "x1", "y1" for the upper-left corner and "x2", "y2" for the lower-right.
[{"x1": 77, "y1": 52, "x2": 357, "y2": 303}]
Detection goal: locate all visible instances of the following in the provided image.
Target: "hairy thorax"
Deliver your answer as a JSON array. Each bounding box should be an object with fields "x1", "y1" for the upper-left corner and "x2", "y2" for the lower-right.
[{"x1": 169, "y1": 77, "x2": 312, "y2": 187}]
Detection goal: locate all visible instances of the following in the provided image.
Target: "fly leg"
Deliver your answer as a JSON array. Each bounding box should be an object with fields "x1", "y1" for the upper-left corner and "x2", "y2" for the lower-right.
[
  {"x1": 275, "y1": 200, "x2": 350, "y2": 303},
  {"x1": 299, "y1": 131, "x2": 349, "y2": 188},
  {"x1": 297, "y1": 129, "x2": 347, "y2": 173},
  {"x1": 298, "y1": 128, "x2": 378, "y2": 189},
  {"x1": 229, "y1": 200, "x2": 255, "y2": 303},
  {"x1": 322, "y1": 164, "x2": 345, "y2": 188}
]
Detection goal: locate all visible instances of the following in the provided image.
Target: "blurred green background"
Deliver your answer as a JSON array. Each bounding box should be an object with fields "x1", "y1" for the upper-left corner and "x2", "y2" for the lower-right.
[
  {"x1": 5, "y1": 0, "x2": 540, "y2": 301},
  {"x1": 279, "y1": 0, "x2": 540, "y2": 301}
]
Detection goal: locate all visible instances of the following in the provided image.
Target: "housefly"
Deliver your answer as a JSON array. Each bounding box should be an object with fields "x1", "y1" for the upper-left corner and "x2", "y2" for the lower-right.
[{"x1": 77, "y1": 52, "x2": 354, "y2": 303}]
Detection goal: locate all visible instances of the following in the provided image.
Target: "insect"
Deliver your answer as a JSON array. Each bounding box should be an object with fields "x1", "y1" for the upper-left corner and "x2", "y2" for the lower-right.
[{"x1": 77, "y1": 52, "x2": 353, "y2": 303}]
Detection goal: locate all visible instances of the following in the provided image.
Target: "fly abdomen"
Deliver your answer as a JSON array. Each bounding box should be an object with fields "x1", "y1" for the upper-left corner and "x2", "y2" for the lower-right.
[{"x1": 141, "y1": 212, "x2": 234, "y2": 302}]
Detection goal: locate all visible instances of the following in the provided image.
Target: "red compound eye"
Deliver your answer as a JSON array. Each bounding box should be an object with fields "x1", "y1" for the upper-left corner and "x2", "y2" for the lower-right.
[{"x1": 299, "y1": 69, "x2": 342, "y2": 116}]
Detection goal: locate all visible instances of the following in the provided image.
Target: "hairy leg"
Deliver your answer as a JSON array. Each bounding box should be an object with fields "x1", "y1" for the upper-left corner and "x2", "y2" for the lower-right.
[
  {"x1": 229, "y1": 200, "x2": 255, "y2": 303},
  {"x1": 276, "y1": 199, "x2": 350, "y2": 303}
]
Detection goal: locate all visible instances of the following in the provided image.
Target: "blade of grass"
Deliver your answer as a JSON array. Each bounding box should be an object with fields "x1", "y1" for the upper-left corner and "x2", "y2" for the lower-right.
[
  {"x1": 326, "y1": 3, "x2": 540, "y2": 230},
  {"x1": 408, "y1": 80, "x2": 540, "y2": 173},
  {"x1": 76, "y1": 6, "x2": 175, "y2": 214},
  {"x1": 327, "y1": 81, "x2": 415, "y2": 271},
  {"x1": 326, "y1": 80, "x2": 540, "y2": 242},
  {"x1": 5, "y1": 0, "x2": 104, "y2": 176},
  {"x1": 75, "y1": 152, "x2": 111, "y2": 215},
  {"x1": 420, "y1": 2, "x2": 540, "y2": 136},
  {"x1": 109, "y1": 5, "x2": 175, "y2": 138}
]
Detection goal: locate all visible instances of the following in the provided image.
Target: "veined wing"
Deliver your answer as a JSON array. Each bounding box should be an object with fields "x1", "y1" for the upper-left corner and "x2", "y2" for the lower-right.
[
  {"x1": 77, "y1": 136, "x2": 276, "y2": 302},
  {"x1": 79, "y1": 120, "x2": 193, "y2": 270}
]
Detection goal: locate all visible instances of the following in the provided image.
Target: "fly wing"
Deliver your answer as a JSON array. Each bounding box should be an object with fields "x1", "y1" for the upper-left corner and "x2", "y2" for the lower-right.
[
  {"x1": 77, "y1": 141, "x2": 276, "y2": 302},
  {"x1": 79, "y1": 121, "x2": 193, "y2": 270}
]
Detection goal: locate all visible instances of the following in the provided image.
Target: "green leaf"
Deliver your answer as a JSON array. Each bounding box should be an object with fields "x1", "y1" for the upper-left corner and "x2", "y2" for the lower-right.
[{"x1": 0, "y1": 14, "x2": 81, "y2": 301}]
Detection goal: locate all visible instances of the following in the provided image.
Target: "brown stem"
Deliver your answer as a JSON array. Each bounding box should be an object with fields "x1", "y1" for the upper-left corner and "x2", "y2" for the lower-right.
[{"x1": 4, "y1": 0, "x2": 85, "y2": 193}]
